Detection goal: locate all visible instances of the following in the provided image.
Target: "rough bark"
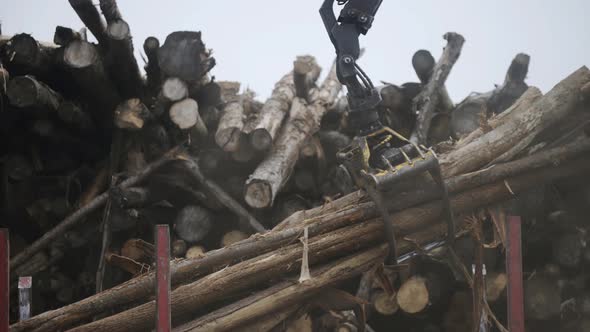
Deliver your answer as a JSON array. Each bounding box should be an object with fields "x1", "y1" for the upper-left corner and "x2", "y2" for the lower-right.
[
  {"x1": 99, "y1": 0, "x2": 123, "y2": 23},
  {"x1": 244, "y1": 60, "x2": 341, "y2": 209},
  {"x1": 250, "y1": 71, "x2": 295, "y2": 151},
  {"x1": 411, "y1": 33, "x2": 465, "y2": 145},
  {"x1": 68, "y1": 0, "x2": 109, "y2": 46},
  {"x1": 173, "y1": 247, "x2": 386, "y2": 332}
]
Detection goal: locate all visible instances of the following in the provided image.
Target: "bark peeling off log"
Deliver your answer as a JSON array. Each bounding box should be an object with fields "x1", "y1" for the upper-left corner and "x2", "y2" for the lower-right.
[{"x1": 412, "y1": 32, "x2": 465, "y2": 145}]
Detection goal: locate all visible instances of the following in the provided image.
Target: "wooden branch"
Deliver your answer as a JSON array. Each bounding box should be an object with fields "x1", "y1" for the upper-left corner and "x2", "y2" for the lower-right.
[
  {"x1": 244, "y1": 60, "x2": 341, "y2": 209},
  {"x1": 9, "y1": 146, "x2": 182, "y2": 270},
  {"x1": 173, "y1": 247, "x2": 386, "y2": 332},
  {"x1": 411, "y1": 33, "x2": 465, "y2": 145},
  {"x1": 6, "y1": 75, "x2": 61, "y2": 110},
  {"x1": 293, "y1": 55, "x2": 321, "y2": 101},
  {"x1": 250, "y1": 70, "x2": 295, "y2": 151},
  {"x1": 106, "y1": 19, "x2": 143, "y2": 98},
  {"x1": 68, "y1": 0, "x2": 109, "y2": 46}
]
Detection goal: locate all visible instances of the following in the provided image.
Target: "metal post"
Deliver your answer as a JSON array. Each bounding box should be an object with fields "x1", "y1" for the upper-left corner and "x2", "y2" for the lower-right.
[
  {"x1": 0, "y1": 229, "x2": 9, "y2": 332},
  {"x1": 507, "y1": 215, "x2": 525, "y2": 332},
  {"x1": 18, "y1": 276, "x2": 32, "y2": 321},
  {"x1": 155, "y1": 225, "x2": 171, "y2": 332}
]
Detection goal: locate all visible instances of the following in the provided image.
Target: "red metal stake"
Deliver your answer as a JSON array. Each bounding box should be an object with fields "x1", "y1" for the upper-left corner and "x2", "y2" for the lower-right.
[
  {"x1": 507, "y1": 216, "x2": 525, "y2": 332},
  {"x1": 0, "y1": 228, "x2": 9, "y2": 332},
  {"x1": 155, "y1": 225, "x2": 171, "y2": 332}
]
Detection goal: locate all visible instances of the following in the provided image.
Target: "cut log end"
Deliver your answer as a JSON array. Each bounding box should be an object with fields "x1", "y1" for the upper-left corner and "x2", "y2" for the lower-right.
[
  {"x1": 7, "y1": 76, "x2": 42, "y2": 108},
  {"x1": 106, "y1": 19, "x2": 130, "y2": 40},
  {"x1": 397, "y1": 276, "x2": 429, "y2": 314},
  {"x1": 250, "y1": 128, "x2": 272, "y2": 151},
  {"x1": 169, "y1": 98, "x2": 199, "y2": 129},
  {"x1": 412, "y1": 49, "x2": 435, "y2": 83},
  {"x1": 162, "y1": 77, "x2": 188, "y2": 102},
  {"x1": 174, "y1": 205, "x2": 212, "y2": 243},
  {"x1": 185, "y1": 245, "x2": 206, "y2": 259},
  {"x1": 143, "y1": 36, "x2": 159, "y2": 55},
  {"x1": 221, "y1": 230, "x2": 248, "y2": 247},
  {"x1": 244, "y1": 180, "x2": 272, "y2": 209},
  {"x1": 372, "y1": 290, "x2": 399, "y2": 315},
  {"x1": 172, "y1": 239, "x2": 187, "y2": 257},
  {"x1": 63, "y1": 40, "x2": 99, "y2": 68}
]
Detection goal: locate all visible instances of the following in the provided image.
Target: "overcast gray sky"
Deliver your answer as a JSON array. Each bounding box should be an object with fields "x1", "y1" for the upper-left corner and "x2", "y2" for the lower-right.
[{"x1": 2, "y1": 0, "x2": 589, "y2": 102}]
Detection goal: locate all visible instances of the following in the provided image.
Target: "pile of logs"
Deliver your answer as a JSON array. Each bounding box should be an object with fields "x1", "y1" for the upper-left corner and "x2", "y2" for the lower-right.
[{"x1": 1, "y1": 1, "x2": 590, "y2": 331}]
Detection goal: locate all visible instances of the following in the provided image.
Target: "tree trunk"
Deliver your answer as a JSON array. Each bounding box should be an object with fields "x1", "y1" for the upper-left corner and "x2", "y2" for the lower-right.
[
  {"x1": 244, "y1": 60, "x2": 341, "y2": 209},
  {"x1": 215, "y1": 101, "x2": 245, "y2": 152},
  {"x1": 143, "y1": 36, "x2": 161, "y2": 94},
  {"x1": 411, "y1": 32, "x2": 465, "y2": 144}
]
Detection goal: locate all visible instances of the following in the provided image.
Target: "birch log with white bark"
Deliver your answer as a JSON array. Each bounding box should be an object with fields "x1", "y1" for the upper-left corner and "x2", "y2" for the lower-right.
[{"x1": 244, "y1": 60, "x2": 341, "y2": 209}]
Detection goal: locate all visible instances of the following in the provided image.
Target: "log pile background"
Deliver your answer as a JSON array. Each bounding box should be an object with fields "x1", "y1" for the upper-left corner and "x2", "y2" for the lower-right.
[{"x1": 1, "y1": 1, "x2": 590, "y2": 331}]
